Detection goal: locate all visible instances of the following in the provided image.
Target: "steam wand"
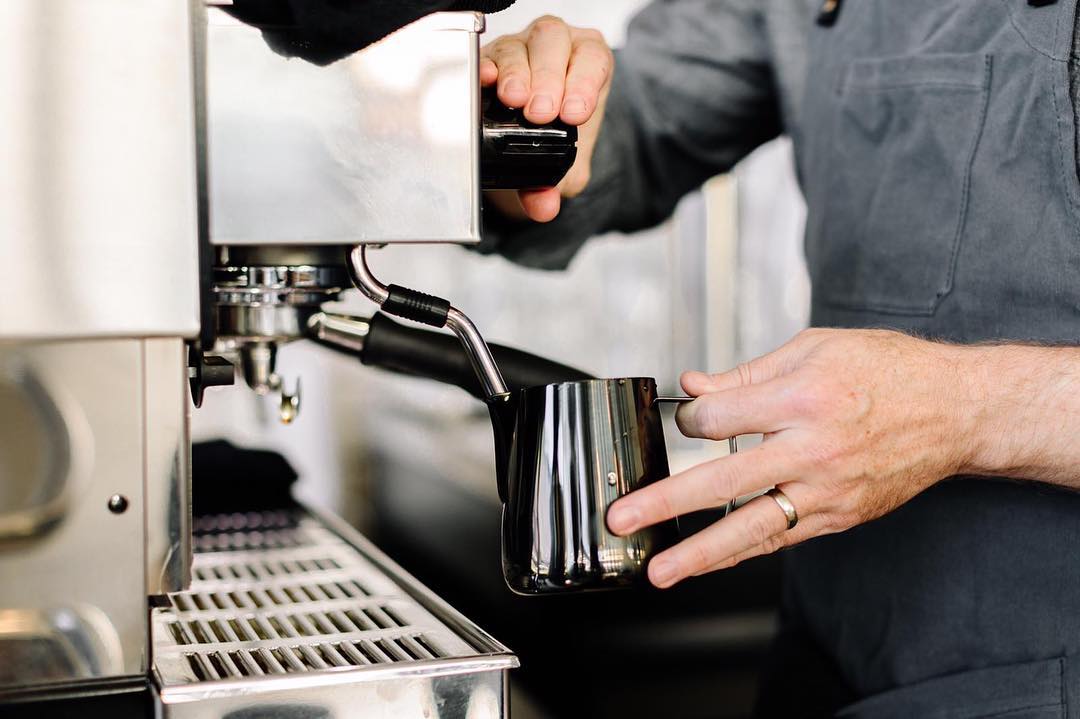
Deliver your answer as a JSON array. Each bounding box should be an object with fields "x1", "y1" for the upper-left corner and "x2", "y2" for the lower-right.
[{"x1": 347, "y1": 245, "x2": 510, "y2": 401}]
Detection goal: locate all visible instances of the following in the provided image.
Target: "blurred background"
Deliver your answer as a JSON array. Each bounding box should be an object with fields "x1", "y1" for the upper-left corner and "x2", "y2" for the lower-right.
[{"x1": 193, "y1": 1, "x2": 809, "y2": 716}]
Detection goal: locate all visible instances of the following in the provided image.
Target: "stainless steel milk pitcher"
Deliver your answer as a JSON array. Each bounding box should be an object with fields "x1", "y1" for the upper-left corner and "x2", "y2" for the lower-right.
[{"x1": 500, "y1": 378, "x2": 682, "y2": 594}]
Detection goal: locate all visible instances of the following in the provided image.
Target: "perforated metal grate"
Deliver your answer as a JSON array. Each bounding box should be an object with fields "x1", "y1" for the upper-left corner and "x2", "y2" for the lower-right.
[{"x1": 152, "y1": 510, "x2": 486, "y2": 686}]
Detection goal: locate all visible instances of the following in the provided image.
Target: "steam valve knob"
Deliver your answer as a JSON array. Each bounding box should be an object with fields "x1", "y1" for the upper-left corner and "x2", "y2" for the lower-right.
[{"x1": 481, "y1": 88, "x2": 579, "y2": 190}]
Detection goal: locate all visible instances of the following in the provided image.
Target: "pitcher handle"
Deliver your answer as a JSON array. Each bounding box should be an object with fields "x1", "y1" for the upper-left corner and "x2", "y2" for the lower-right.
[{"x1": 654, "y1": 395, "x2": 739, "y2": 516}]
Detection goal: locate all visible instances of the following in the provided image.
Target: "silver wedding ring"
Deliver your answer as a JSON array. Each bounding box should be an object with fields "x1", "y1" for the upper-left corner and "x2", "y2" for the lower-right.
[{"x1": 766, "y1": 487, "x2": 798, "y2": 531}]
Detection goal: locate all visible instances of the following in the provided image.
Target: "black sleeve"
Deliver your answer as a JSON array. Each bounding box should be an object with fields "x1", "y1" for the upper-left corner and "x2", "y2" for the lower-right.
[{"x1": 225, "y1": 0, "x2": 516, "y2": 65}]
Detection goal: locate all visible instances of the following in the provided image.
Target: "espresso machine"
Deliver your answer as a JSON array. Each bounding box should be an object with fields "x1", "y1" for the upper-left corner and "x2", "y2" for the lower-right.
[{"x1": 0, "y1": 1, "x2": 577, "y2": 716}]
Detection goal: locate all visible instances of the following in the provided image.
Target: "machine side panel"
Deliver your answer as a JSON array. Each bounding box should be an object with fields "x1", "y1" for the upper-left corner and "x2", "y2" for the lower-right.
[
  {"x1": 143, "y1": 338, "x2": 192, "y2": 597},
  {"x1": 0, "y1": 0, "x2": 201, "y2": 340},
  {"x1": 0, "y1": 339, "x2": 154, "y2": 689}
]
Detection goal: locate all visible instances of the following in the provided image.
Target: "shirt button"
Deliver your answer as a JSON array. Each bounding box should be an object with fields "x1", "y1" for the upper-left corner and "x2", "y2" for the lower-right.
[{"x1": 817, "y1": 0, "x2": 843, "y2": 27}]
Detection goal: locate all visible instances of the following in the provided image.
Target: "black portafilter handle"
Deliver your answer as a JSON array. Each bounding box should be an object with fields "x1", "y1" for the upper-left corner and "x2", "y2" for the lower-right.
[
  {"x1": 309, "y1": 311, "x2": 592, "y2": 400},
  {"x1": 481, "y1": 87, "x2": 578, "y2": 190}
]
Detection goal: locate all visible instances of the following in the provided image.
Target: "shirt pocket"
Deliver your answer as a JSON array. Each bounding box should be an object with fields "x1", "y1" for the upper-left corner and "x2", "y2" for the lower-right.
[
  {"x1": 835, "y1": 656, "x2": 1065, "y2": 719},
  {"x1": 815, "y1": 52, "x2": 991, "y2": 316}
]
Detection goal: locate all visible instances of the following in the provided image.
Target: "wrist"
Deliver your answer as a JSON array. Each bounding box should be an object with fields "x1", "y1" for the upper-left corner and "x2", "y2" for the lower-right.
[
  {"x1": 926, "y1": 341, "x2": 988, "y2": 477},
  {"x1": 948, "y1": 343, "x2": 1003, "y2": 476},
  {"x1": 949, "y1": 343, "x2": 1075, "y2": 478}
]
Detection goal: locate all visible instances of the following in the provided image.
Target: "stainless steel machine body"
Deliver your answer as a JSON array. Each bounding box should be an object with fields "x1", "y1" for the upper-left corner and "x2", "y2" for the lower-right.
[
  {"x1": 0, "y1": 339, "x2": 192, "y2": 685},
  {"x1": 0, "y1": 0, "x2": 202, "y2": 341},
  {"x1": 1, "y1": 1, "x2": 515, "y2": 715},
  {"x1": 206, "y1": 8, "x2": 484, "y2": 247},
  {"x1": 205, "y1": 6, "x2": 486, "y2": 417},
  {"x1": 0, "y1": 0, "x2": 201, "y2": 691}
]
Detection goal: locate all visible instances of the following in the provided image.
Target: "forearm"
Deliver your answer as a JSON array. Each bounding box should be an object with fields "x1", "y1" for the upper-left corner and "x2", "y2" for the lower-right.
[{"x1": 956, "y1": 343, "x2": 1080, "y2": 487}]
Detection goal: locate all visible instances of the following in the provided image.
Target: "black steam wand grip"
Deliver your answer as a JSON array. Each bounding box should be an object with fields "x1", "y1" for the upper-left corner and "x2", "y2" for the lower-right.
[
  {"x1": 359, "y1": 312, "x2": 590, "y2": 400},
  {"x1": 308, "y1": 311, "x2": 590, "y2": 400},
  {"x1": 307, "y1": 309, "x2": 592, "y2": 504},
  {"x1": 347, "y1": 245, "x2": 510, "y2": 400}
]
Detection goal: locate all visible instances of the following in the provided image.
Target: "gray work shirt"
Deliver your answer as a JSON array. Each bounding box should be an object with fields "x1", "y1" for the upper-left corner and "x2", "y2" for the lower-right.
[{"x1": 483, "y1": 1, "x2": 1080, "y2": 715}]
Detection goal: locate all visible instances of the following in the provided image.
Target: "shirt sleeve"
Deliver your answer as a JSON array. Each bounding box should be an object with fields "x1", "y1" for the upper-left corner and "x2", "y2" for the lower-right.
[{"x1": 477, "y1": 0, "x2": 783, "y2": 270}]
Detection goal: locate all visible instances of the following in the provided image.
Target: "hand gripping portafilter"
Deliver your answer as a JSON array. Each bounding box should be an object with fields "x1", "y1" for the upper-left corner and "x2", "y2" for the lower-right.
[{"x1": 323, "y1": 246, "x2": 721, "y2": 594}]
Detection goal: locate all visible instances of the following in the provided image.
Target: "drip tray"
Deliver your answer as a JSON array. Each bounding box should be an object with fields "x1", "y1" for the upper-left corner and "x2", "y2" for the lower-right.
[{"x1": 153, "y1": 508, "x2": 516, "y2": 719}]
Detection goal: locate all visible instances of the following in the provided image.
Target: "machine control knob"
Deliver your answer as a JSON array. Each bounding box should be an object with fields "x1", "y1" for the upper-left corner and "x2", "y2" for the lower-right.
[{"x1": 188, "y1": 349, "x2": 235, "y2": 408}]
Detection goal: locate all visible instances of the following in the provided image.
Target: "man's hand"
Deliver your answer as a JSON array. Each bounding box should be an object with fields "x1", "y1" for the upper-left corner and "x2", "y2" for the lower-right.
[
  {"x1": 480, "y1": 16, "x2": 613, "y2": 222},
  {"x1": 606, "y1": 329, "x2": 983, "y2": 589}
]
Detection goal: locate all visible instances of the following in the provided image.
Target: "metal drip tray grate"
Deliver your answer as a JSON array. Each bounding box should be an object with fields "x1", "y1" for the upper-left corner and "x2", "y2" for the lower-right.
[{"x1": 153, "y1": 508, "x2": 515, "y2": 718}]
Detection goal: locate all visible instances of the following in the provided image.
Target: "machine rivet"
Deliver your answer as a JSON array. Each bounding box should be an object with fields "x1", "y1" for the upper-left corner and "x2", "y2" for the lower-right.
[
  {"x1": 607, "y1": 472, "x2": 618, "y2": 486},
  {"x1": 107, "y1": 494, "x2": 129, "y2": 514}
]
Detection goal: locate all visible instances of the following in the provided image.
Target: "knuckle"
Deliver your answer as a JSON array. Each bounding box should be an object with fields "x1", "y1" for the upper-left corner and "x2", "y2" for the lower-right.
[
  {"x1": 705, "y1": 465, "x2": 735, "y2": 505},
  {"x1": 745, "y1": 512, "x2": 777, "y2": 547},
  {"x1": 573, "y1": 38, "x2": 609, "y2": 60},
  {"x1": 574, "y1": 58, "x2": 612, "y2": 90},
  {"x1": 498, "y1": 70, "x2": 527, "y2": 86},
  {"x1": 530, "y1": 15, "x2": 568, "y2": 35},
  {"x1": 804, "y1": 436, "x2": 844, "y2": 471},
  {"x1": 576, "y1": 27, "x2": 605, "y2": 43},
  {"x1": 530, "y1": 66, "x2": 566, "y2": 84},
  {"x1": 713, "y1": 555, "x2": 739, "y2": 571},
  {"x1": 831, "y1": 511, "x2": 860, "y2": 532},
  {"x1": 822, "y1": 505, "x2": 860, "y2": 533},
  {"x1": 787, "y1": 379, "x2": 829, "y2": 417},
  {"x1": 760, "y1": 532, "x2": 788, "y2": 555},
  {"x1": 688, "y1": 542, "x2": 712, "y2": 574},
  {"x1": 648, "y1": 485, "x2": 677, "y2": 524},
  {"x1": 490, "y1": 42, "x2": 524, "y2": 64}
]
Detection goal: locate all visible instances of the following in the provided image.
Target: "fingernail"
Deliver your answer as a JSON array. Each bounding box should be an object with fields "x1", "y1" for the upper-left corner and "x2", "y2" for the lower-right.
[
  {"x1": 607, "y1": 504, "x2": 641, "y2": 534},
  {"x1": 504, "y1": 79, "x2": 526, "y2": 98},
  {"x1": 649, "y1": 559, "x2": 678, "y2": 587},
  {"x1": 529, "y1": 94, "x2": 554, "y2": 115},
  {"x1": 562, "y1": 96, "x2": 587, "y2": 116}
]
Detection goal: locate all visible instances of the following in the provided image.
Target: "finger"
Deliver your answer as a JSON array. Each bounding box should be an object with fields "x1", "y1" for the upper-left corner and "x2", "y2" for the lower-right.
[
  {"x1": 561, "y1": 29, "x2": 612, "y2": 125},
  {"x1": 479, "y1": 56, "x2": 498, "y2": 87},
  {"x1": 680, "y1": 332, "x2": 824, "y2": 397},
  {"x1": 675, "y1": 378, "x2": 798, "y2": 440},
  {"x1": 524, "y1": 17, "x2": 572, "y2": 123},
  {"x1": 484, "y1": 37, "x2": 531, "y2": 107},
  {"x1": 647, "y1": 485, "x2": 812, "y2": 588},
  {"x1": 518, "y1": 188, "x2": 562, "y2": 222},
  {"x1": 690, "y1": 510, "x2": 832, "y2": 577},
  {"x1": 607, "y1": 442, "x2": 810, "y2": 535},
  {"x1": 681, "y1": 355, "x2": 783, "y2": 397}
]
